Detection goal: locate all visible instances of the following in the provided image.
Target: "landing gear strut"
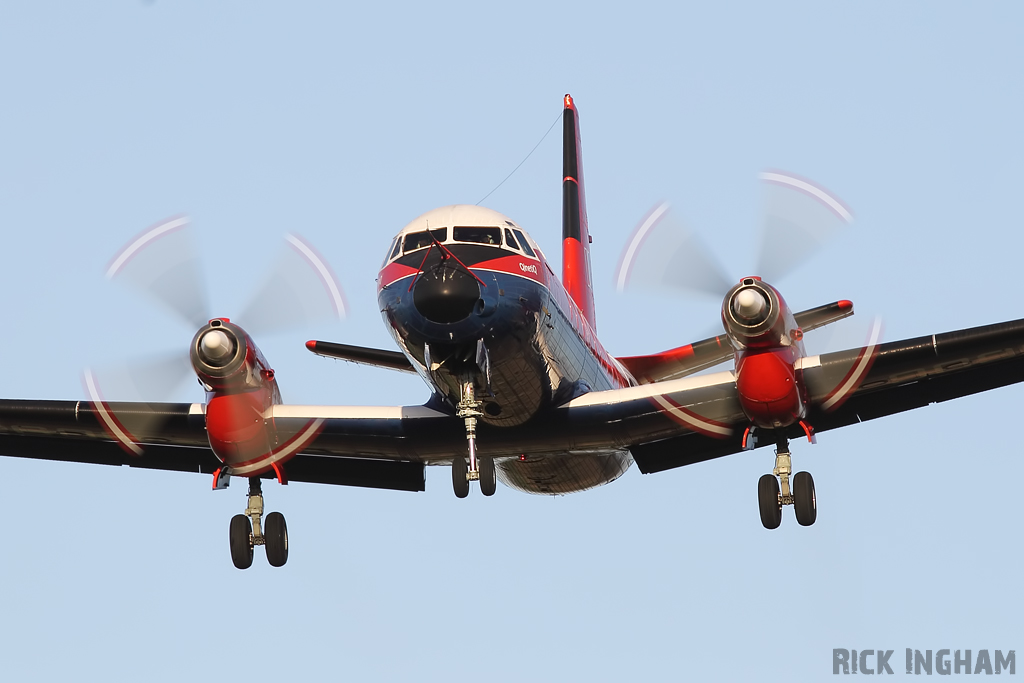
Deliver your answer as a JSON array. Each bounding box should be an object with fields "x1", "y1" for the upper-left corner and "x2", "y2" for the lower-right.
[
  {"x1": 757, "y1": 434, "x2": 817, "y2": 529},
  {"x1": 228, "y1": 476, "x2": 289, "y2": 569},
  {"x1": 452, "y1": 380, "x2": 496, "y2": 497}
]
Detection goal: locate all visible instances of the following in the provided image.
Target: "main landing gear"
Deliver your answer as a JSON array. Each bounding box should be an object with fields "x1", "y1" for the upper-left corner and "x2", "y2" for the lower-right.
[
  {"x1": 452, "y1": 380, "x2": 496, "y2": 498},
  {"x1": 228, "y1": 476, "x2": 289, "y2": 569},
  {"x1": 757, "y1": 434, "x2": 816, "y2": 529}
]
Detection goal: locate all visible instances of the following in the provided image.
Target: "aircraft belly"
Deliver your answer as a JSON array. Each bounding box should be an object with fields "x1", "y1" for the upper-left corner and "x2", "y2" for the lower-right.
[{"x1": 496, "y1": 451, "x2": 632, "y2": 495}]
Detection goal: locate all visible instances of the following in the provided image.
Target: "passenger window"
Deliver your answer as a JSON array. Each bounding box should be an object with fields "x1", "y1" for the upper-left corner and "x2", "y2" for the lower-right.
[
  {"x1": 403, "y1": 227, "x2": 447, "y2": 252},
  {"x1": 512, "y1": 229, "x2": 536, "y2": 257},
  {"x1": 504, "y1": 228, "x2": 520, "y2": 251},
  {"x1": 453, "y1": 226, "x2": 501, "y2": 245}
]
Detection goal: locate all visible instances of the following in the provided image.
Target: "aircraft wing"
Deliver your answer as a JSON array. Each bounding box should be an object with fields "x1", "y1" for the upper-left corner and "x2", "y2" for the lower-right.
[
  {"x1": 0, "y1": 401, "x2": 445, "y2": 492},
  {"x1": 0, "y1": 317, "x2": 1021, "y2": 490},
  {"x1": 624, "y1": 317, "x2": 1024, "y2": 473}
]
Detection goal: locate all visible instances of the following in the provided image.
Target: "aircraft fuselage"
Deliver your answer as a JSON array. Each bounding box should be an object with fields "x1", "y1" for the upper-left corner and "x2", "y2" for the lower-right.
[{"x1": 377, "y1": 205, "x2": 635, "y2": 493}]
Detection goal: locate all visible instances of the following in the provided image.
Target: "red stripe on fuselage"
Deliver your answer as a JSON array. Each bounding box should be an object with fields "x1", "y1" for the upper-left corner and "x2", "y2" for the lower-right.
[
  {"x1": 378, "y1": 262, "x2": 419, "y2": 292},
  {"x1": 473, "y1": 254, "x2": 546, "y2": 284}
]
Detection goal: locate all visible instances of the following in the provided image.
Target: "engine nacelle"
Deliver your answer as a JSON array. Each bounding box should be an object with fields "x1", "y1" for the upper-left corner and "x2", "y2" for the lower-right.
[
  {"x1": 723, "y1": 278, "x2": 808, "y2": 430},
  {"x1": 190, "y1": 319, "x2": 282, "y2": 471},
  {"x1": 735, "y1": 348, "x2": 805, "y2": 429}
]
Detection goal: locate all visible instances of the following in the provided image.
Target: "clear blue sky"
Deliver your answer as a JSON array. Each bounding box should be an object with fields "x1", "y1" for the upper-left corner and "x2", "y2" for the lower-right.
[{"x1": 0, "y1": 2, "x2": 1021, "y2": 681}]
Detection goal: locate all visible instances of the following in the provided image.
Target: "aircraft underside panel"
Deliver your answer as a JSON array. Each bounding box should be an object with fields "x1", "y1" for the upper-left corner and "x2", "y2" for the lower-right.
[{"x1": 496, "y1": 451, "x2": 632, "y2": 495}]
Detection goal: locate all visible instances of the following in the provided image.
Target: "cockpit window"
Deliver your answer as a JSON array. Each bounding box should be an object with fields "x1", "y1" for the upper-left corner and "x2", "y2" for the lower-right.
[
  {"x1": 403, "y1": 227, "x2": 447, "y2": 253},
  {"x1": 503, "y1": 228, "x2": 520, "y2": 251},
  {"x1": 453, "y1": 226, "x2": 501, "y2": 245},
  {"x1": 512, "y1": 229, "x2": 536, "y2": 257},
  {"x1": 388, "y1": 237, "x2": 402, "y2": 261},
  {"x1": 382, "y1": 237, "x2": 398, "y2": 267}
]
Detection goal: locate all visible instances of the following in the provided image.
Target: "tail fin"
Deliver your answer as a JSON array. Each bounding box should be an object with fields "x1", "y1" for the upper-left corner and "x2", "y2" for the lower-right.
[{"x1": 561, "y1": 94, "x2": 596, "y2": 330}]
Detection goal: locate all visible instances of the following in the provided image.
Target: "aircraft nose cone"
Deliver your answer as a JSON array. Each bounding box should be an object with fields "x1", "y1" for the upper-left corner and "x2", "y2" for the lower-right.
[{"x1": 413, "y1": 265, "x2": 481, "y2": 324}]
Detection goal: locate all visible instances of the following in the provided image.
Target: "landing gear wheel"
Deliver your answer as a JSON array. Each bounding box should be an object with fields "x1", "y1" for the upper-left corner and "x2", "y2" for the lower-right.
[
  {"x1": 264, "y1": 511, "x2": 289, "y2": 567},
  {"x1": 757, "y1": 474, "x2": 782, "y2": 530},
  {"x1": 479, "y1": 456, "x2": 496, "y2": 497},
  {"x1": 793, "y1": 471, "x2": 817, "y2": 526},
  {"x1": 452, "y1": 456, "x2": 469, "y2": 498},
  {"x1": 229, "y1": 514, "x2": 254, "y2": 570}
]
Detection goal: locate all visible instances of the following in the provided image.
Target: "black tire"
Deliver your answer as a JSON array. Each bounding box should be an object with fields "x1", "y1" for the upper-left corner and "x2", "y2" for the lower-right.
[
  {"x1": 452, "y1": 456, "x2": 469, "y2": 498},
  {"x1": 229, "y1": 514, "x2": 254, "y2": 570},
  {"x1": 793, "y1": 471, "x2": 817, "y2": 526},
  {"x1": 479, "y1": 457, "x2": 496, "y2": 497},
  {"x1": 757, "y1": 474, "x2": 782, "y2": 530},
  {"x1": 265, "y1": 511, "x2": 289, "y2": 567}
]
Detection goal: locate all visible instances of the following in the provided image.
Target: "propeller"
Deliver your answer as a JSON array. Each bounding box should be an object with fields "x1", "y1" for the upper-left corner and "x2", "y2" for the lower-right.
[
  {"x1": 613, "y1": 170, "x2": 877, "y2": 369},
  {"x1": 86, "y1": 216, "x2": 347, "y2": 422},
  {"x1": 614, "y1": 169, "x2": 854, "y2": 297}
]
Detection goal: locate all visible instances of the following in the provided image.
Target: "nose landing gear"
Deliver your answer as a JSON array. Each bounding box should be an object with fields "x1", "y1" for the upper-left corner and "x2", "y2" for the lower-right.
[
  {"x1": 452, "y1": 381, "x2": 496, "y2": 498},
  {"x1": 756, "y1": 434, "x2": 817, "y2": 529},
  {"x1": 227, "y1": 475, "x2": 289, "y2": 569}
]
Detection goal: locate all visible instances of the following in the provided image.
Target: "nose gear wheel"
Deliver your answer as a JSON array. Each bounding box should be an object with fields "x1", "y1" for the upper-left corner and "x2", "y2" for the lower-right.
[
  {"x1": 793, "y1": 471, "x2": 817, "y2": 526},
  {"x1": 452, "y1": 380, "x2": 497, "y2": 497}
]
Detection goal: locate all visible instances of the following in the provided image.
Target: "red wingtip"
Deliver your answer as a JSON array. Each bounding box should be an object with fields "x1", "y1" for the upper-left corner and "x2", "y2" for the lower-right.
[
  {"x1": 564, "y1": 93, "x2": 574, "y2": 109},
  {"x1": 305, "y1": 340, "x2": 317, "y2": 351},
  {"x1": 838, "y1": 300, "x2": 853, "y2": 310}
]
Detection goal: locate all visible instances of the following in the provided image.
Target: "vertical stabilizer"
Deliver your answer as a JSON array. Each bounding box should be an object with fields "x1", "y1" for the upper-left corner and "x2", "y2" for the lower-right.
[{"x1": 561, "y1": 94, "x2": 596, "y2": 330}]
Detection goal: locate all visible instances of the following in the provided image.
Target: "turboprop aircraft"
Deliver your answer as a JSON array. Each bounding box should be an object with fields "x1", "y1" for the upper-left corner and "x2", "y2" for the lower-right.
[{"x1": 1, "y1": 94, "x2": 1023, "y2": 569}]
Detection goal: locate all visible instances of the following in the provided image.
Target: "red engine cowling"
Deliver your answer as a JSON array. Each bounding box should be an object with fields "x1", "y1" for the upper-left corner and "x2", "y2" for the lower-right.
[
  {"x1": 190, "y1": 319, "x2": 282, "y2": 473},
  {"x1": 723, "y1": 278, "x2": 807, "y2": 429}
]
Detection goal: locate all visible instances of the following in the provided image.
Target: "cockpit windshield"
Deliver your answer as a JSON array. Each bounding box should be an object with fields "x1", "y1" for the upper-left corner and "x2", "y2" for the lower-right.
[
  {"x1": 503, "y1": 228, "x2": 520, "y2": 251},
  {"x1": 396, "y1": 224, "x2": 535, "y2": 259},
  {"x1": 403, "y1": 227, "x2": 447, "y2": 253},
  {"x1": 382, "y1": 237, "x2": 399, "y2": 267},
  {"x1": 453, "y1": 226, "x2": 501, "y2": 245},
  {"x1": 512, "y1": 229, "x2": 536, "y2": 257}
]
